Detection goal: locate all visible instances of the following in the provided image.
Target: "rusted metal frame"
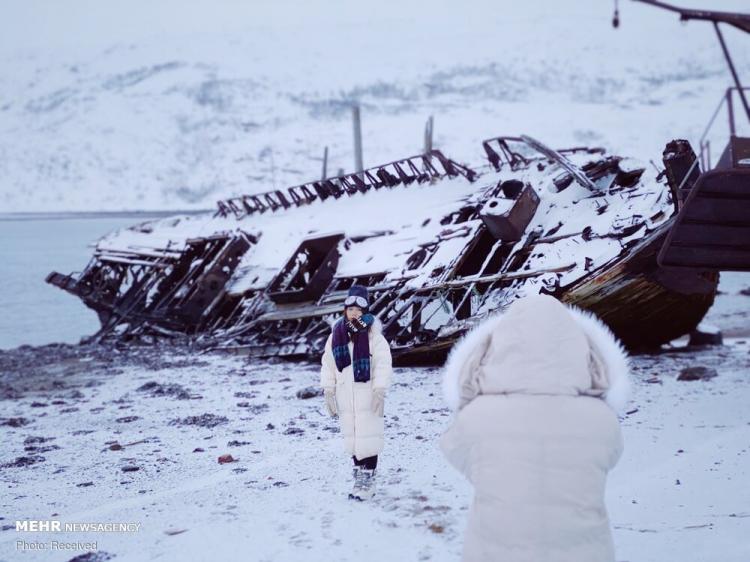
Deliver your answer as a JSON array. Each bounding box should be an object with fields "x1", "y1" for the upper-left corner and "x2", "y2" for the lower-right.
[
  {"x1": 96, "y1": 255, "x2": 170, "y2": 268},
  {"x1": 216, "y1": 150, "x2": 478, "y2": 219},
  {"x1": 149, "y1": 245, "x2": 213, "y2": 312},
  {"x1": 391, "y1": 289, "x2": 438, "y2": 339},
  {"x1": 91, "y1": 254, "x2": 173, "y2": 342},
  {"x1": 389, "y1": 294, "x2": 422, "y2": 339},
  {"x1": 471, "y1": 236, "x2": 507, "y2": 278},
  {"x1": 144, "y1": 257, "x2": 205, "y2": 315},
  {"x1": 410, "y1": 287, "x2": 457, "y2": 333},
  {"x1": 443, "y1": 263, "x2": 578, "y2": 288},
  {"x1": 263, "y1": 191, "x2": 287, "y2": 211},
  {"x1": 82, "y1": 261, "x2": 121, "y2": 304},
  {"x1": 148, "y1": 238, "x2": 228, "y2": 314},
  {"x1": 117, "y1": 261, "x2": 182, "y2": 336},
  {"x1": 202, "y1": 292, "x2": 247, "y2": 333},
  {"x1": 473, "y1": 278, "x2": 502, "y2": 311},
  {"x1": 95, "y1": 245, "x2": 183, "y2": 261},
  {"x1": 293, "y1": 316, "x2": 325, "y2": 339},
  {"x1": 556, "y1": 146, "x2": 607, "y2": 156},
  {"x1": 213, "y1": 290, "x2": 260, "y2": 331},
  {"x1": 169, "y1": 238, "x2": 234, "y2": 306},
  {"x1": 368, "y1": 289, "x2": 393, "y2": 313},
  {"x1": 482, "y1": 136, "x2": 532, "y2": 171},
  {"x1": 392, "y1": 160, "x2": 416, "y2": 184},
  {"x1": 194, "y1": 235, "x2": 255, "y2": 324},
  {"x1": 430, "y1": 149, "x2": 477, "y2": 181},
  {"x1": 298, "y1": 184, "x2": 320, "y2": 203},
  {"x1": 375, "y1": 167, "x2": 399, "y2": 187},
  {"x1": 384, "y1": 277, "x2": 462, "y2": 340},
  {"x1": 212, "y1": 294, "x2": 267, "y2": 339},
  {"x1": 276, "y1": 318, "x2": 304, "y2": 341},
  {"x1": 228, "y1": 293, "x2": 265, "y2": 329},
  {"x1": 413, "y1": 156, "x2": 434, "y2": 180},
  {"x1": 715, "y1": 24, "x2": 750, "y2": 124},
  {"x1": 446, "y1": 284, "x2": 476, "y2": 324},
  {"x1": 96, "y1": 262, "x2": 127, "y2": 300},
  {"x1": 378, "y1": 286, "x2": 421, "y2": 336}
]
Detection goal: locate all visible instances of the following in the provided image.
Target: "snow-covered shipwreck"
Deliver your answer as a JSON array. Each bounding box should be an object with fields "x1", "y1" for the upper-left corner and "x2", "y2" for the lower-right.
[
  {"x1": 46, "y1": 124, "x2": 750, "y2": 364},
  {"x1": 47, "y1": 0, "x2": 750, "y2": 364}
]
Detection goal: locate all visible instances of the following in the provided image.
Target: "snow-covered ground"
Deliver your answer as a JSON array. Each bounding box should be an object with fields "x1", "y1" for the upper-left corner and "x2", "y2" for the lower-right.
[
  {"x1": 1, "y1": 0, "x2": 748, "y2": 212},
  {"x1": 1, "y1": 331, "x2": 749, "y2": 562}
]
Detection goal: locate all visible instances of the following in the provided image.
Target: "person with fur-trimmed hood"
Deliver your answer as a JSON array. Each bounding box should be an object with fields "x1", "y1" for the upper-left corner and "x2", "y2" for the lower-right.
[
  {"x1": 320, "y1": 284, "x2": 393, "y2": 501},
  {"x1": 439, "y1": 293, "x2": 630, "y2": 562}
]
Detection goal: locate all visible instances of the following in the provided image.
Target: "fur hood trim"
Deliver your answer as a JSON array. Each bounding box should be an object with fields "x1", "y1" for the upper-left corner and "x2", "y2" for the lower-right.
[{"x1": 441, "y1": 304, "x2": 631, "y2": 415}]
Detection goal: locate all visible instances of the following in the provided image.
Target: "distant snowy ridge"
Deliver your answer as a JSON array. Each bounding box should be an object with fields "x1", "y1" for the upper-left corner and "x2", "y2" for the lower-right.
[{"x1": 1, "y1": 0, "x2": 748, "y2": 212}]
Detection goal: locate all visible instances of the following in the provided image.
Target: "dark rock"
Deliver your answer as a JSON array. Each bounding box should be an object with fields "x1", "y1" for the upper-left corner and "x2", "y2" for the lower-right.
[
  {"x1": 24, "y1": 444, "x2": 60, "y2": 454},
  {"x1": 67, "y1": 551, "x2": 115, "y2": 562},
  {"x1": 76, "y1": 481, "x2": 94, "y2": 487},
  {"x1": 115, "y1": 416, "x2": 140, "y2": 423},
  {"x1": 246, "y1": 404, "x2": 269, "y2": 415},
  {"x1": 1, "y1": 417, "x2": 30, "y2": 427},
  {"x1": 2, "y1": 455, "x2": 46, "y2": 468},
  {"x1": 193, "y1": 448, "x2": 205, "y2": 453},
  {"x1": 227, "y1": 440, "x2": 252, "y2": 447},
  {"x1": 136, "y1": 381, "x2": 192, "y2": 400},
  {"x1": 296, "y1": 386, "x2": 323, "y2": 399},
  {"x1": 283, "y1": 427, "x2": 304, "y2": 436},
  {"x1": 677, "y1": 366, "x2": 718, "y2": 381},
  {"x1": 121, "y1": 465, "x2": 140, "y2": 472},
  {"x1": 169, "y1": 413, "x2": 228, "y2": 428},
  {"x1": 24, "y1": 435, "x2": 55, "y2": 445},
  {"x1": 689, "y1": 327, "x2": 723, "y2": 346}
]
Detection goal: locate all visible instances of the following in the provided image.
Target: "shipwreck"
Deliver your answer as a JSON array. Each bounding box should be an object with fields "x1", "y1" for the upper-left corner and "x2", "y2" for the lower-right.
[{"x1": 46, "y1": 1, "x2": 750, "y2": 365}]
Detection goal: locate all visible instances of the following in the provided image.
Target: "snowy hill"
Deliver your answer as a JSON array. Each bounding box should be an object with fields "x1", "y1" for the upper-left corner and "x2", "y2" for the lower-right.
[{"x1": 1, "y1": 0, "x2": 748, "y2": 212}]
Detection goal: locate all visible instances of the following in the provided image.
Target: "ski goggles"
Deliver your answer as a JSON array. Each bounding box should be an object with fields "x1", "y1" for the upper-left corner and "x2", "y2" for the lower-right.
[{"x1": 344, "y1": 295, "x2": 368, "y2": 308}]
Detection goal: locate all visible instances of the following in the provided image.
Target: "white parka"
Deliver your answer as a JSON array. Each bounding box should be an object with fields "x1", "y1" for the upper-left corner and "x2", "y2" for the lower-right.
[
  {"x1": 320, "y1": 316, "x2": 393, "y2": 460},
  {"x1": 439, "y1": 294, "x2": 631, "y2": 562}
]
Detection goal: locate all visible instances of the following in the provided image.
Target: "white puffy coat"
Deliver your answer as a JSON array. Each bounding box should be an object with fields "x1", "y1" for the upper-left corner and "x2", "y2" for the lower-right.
[
  {"x1": 439, "y1": 294, "x2": 631, "y2": 562},
  {"x1": 320, "y1": 316, "x2": 393, "y2": 460}
]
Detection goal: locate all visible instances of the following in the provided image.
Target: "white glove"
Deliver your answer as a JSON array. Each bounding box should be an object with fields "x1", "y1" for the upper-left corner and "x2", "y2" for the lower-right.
[
  {"x1": 324, "y1": 387, "x2": 337, "y2": 417},
  {"x1": 371, "y1": 387, "x2": 385, "y2": 417}
]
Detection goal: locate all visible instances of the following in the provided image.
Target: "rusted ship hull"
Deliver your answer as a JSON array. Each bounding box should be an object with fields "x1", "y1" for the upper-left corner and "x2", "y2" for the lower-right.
[
  {"x1": 559, "y1": 220, "x2": 719, "y2": 351},
  {"x1": 46, "y1": 136, "x2": 725, "y2": 364}
]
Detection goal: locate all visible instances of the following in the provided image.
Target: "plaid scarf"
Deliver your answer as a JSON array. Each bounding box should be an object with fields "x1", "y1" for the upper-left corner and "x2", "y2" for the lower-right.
[{"x1": 332, "y1": 313, "x2": 375, "y2": 382}]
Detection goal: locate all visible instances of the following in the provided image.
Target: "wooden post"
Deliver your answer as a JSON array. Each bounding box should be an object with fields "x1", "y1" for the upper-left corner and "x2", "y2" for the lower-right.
[
  {"x1": 424, "y1": 115, "x2": 434, "y2": 153},
  {"x1": 352, "y1": 105, "x2": 363, "y2": 174},
  {"x1": 321, "y1": 146, "x2": 328, "y2": 180}
]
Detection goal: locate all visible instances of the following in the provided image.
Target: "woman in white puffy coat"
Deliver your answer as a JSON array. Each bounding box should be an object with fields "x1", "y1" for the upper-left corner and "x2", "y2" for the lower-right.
[
  {"x1": 439, "y1": 294, "x2": 630, "y2": 562},
  {"x1": 320, "y1": 284, "x2": 393, "y2": 500}
]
